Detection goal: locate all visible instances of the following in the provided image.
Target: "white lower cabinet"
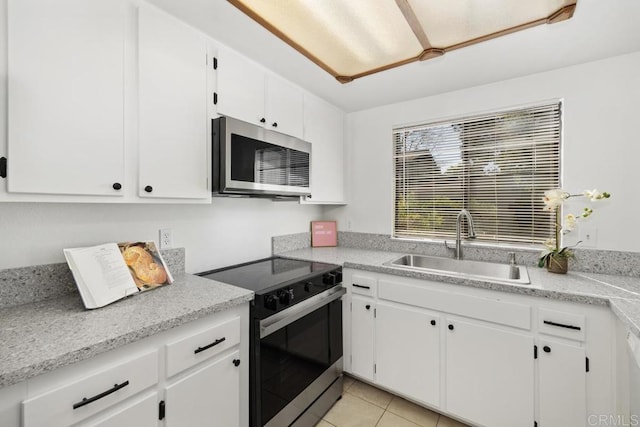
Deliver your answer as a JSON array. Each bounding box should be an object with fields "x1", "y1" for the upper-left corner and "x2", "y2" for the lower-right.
[
  {"x1": 538, "y1": 339, "x2": 587, "y2": 427},
  {"x1": 445, "y1": 318, "x2": 534, "y2": 427},
  {"x1": 375, "y1": 302, "x2": 440, "y2": 407},
  {"x1": 86, "y1": 392, "x2": 158, "y2": 427},
  {"x1": 350, "y1": 295, "x2": 375, "y2": 381},
  {"x1": 165, "y1": 350, "x2": 240, "y2": 427},
  {"x1": 3, "y1": 303, "x2": 248, "y2": 427},
  {"x1": 344, "y1": 269, "x2": 614, "y2": 427}
]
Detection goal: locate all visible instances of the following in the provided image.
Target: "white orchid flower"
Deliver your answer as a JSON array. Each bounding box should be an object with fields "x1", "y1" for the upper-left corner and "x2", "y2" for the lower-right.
[
  {"x1": 583, "y1": 189, "x2": 601, "y2": 201},
  {"x1": 542, "y1": 189, "x2": 569, "y2": 211},
  {"x1": 564, "y1": 214, "x2": 577, "y2": 232},
  {"x1": 583, "y1": 189, "x2": 611, "y2": 201}
]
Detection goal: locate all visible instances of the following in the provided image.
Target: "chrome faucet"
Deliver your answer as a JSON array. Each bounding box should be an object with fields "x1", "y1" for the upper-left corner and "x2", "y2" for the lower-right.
[{"x1": 455, "y1": 209, "x2": 476, "y2": 260}]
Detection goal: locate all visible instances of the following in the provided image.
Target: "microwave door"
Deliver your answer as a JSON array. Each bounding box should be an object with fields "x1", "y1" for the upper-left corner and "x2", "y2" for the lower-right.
[{"x1": 225, "y1": 127, "x2": 310, "y2": 196}]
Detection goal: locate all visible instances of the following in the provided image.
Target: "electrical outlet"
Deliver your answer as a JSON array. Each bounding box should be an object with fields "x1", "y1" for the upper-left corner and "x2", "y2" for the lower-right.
[
  {"x1": 579, "y1": 227, "x2": 597, "y2": 248},
  {"x1": 159, "y1": 229, "x2": 172, "y2": 249}
]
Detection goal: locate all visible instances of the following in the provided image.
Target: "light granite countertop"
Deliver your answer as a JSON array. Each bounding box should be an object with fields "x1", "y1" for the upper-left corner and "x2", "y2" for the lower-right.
[
  {"x1": 278, "y1": 246, "x2": 640, "y2": 338},
  {"x1": 0, "y1": 273, "x2": 253, "y2": 389}
]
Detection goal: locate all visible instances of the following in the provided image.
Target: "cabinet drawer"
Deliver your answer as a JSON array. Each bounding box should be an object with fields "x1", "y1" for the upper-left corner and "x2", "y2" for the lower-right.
[
  {"x1": 22, "y1": 351, "x2": 158, "y2": 427},
  {"x1": 538, "y1": 308, "x2": 586, "y2": 341},
  {"x1": 351, "y1": 273, "x2": 377, "y2": 297},
  {"x1": 379, "y1": 278, "x2": 531, "y2": 330},
  {"x1": 165, "y1": 315, "x2": 241, "y2": 377}
]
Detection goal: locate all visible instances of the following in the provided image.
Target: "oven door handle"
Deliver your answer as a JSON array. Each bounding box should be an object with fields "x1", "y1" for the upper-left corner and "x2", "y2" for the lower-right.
[{"x1": 260, "y1": 287, "x2": 346, "y2": 339}]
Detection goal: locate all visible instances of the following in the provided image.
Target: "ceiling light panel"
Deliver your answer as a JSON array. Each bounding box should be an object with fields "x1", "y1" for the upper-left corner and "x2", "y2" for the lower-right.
[
  {"x1": 229, "y1": 0, "x2": 577, "y2": 82},
  {"x1": 408, "y1": 0, "x2": 575, "y2": 47},
  {"x1": 230, "y1": 0, "x2": 422, "y2": 78}
]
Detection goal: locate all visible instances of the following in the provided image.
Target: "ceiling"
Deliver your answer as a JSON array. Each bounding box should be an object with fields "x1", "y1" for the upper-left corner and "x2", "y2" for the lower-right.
[{"x1": 147, "y1": 0, "x2": 640, "y2": 112}]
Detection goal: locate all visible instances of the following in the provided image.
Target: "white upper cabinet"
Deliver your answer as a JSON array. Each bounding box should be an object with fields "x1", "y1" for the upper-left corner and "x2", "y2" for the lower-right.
[
  {"x1": 7, "y1": 0, "x2": 126, "y2": 196},
  {"x1": 4, "y1": 0, "x2": 211, "y2": 203},
  {"x1": 215, "y1": 45, "x2": 266, "y2": 128},
  {"x1": 215, "y1": 46, "x2": 304, "y2": 139},
  {"x1": 138, "y1": 4, "x2": 209, "y2": 200},
  {"x1": 265, "y1": 75, "x2": 303, "y2": 138},
  {"x1": 301, "y1": 94, "x2": 345, "y2": 204}
]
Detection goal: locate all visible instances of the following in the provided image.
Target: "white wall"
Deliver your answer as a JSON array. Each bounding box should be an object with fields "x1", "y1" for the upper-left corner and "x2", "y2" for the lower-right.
[
  {"x1": 0, "y1": 0, "x2": 321, "y2": 272},
  {"x1": 329, "y1": 52, "x2": 640, "y2": 253},
  {"x1": 0, "y1": 199, "x2": 321, "y2": 272}
]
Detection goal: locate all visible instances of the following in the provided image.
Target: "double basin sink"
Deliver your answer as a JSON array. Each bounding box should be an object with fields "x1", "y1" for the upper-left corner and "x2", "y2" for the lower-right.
[{"x1": 384, "y1": 254, "x2": 530, "y2": 285}]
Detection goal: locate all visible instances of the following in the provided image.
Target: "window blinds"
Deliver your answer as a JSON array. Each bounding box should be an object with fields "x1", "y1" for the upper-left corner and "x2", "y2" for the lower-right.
[{"x1": 393, "y1": 102, "x2": 561, "y2": 245}]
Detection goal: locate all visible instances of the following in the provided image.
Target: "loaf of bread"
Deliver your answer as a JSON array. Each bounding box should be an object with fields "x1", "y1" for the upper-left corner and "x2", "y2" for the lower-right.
[{"x1": 121, "y1": 245, "x2": 167, "y2": 287}]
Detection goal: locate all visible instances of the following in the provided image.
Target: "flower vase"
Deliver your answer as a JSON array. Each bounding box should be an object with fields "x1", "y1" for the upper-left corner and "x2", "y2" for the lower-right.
[{"x1": 547, "y1": 255, "x2": 568, "y2": 274}]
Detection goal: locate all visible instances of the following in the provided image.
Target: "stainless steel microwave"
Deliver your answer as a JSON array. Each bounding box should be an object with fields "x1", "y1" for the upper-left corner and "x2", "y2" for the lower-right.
[{"x1": 212, "y1": 117, "x2": 311, "y2": 197}]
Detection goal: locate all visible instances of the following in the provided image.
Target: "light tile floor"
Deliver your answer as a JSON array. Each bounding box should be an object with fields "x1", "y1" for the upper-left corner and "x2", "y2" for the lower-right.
[{"x1": 318, "y1": 376, "x2": 470, "y2": 427}]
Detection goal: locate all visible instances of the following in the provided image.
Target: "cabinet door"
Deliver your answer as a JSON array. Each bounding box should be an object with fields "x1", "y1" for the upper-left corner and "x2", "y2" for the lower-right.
[
  {"x1": 216, "y1": 46, "x2": 265, "y2": 127},
  {"x1": 538, "y1": 340, "x2": 586, "y2": 427},
  {"x1": 165, "y1": 350, "x2": 240, "y2": 427},
  {"x1": 445, "y1": 318, "x2": 534, "y2": 427},
  {"x1": 301, "y1": 94, "x2": 345, "y2": 204},
  {"x1": 265, "y1": 75, "x2": 303, "y2": 139},
  {"x1": 138, "y1": 4, "x2": 209, "y2": 200},
  {"x1": 84, "y1": 392, "x2": 157, "y2": 427},
  {"x1": 7, "y1": 0, "x2": 125, "y2": 196},
  {"x1": 350, "y1": 296, "x2": 375, "y2": 381},
  {"x1": 376, "y1": 303, "x2": 440, "y2": 407}
]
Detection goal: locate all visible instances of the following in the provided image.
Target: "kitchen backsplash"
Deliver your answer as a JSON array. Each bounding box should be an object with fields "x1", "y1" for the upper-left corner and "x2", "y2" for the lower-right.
[
  {"x1": 0, "y1": 248, "x2": 185, "y2": 309},
  {"x1": 273, "y1": 231, "x2": 640, "y2": 277}
]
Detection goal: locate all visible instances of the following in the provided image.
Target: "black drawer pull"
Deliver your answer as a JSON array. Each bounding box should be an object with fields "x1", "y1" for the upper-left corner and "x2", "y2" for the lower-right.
[
  {"x1": 448, "y1": 324, "x2": 454, "y2": 331},
  {"x1": 543, "y1": 345, "x2": 551, "y2": 353},
  {"x1": 72, "y1": 380, "x2": 130, "y2": 410},
  {"x1": 233, "y1": 359, "x2": 241, "y2": 367},
  {"x1": 194, "y1": 337, "x2": 226, "y2": 354},
  {"x1": 543, "y1": 320, "x2": 581, "y2": 331},
  {"x1": 353, "y1": 284, "x2": 371, "y2": 290},
  {"x1": 430, "y1": 320, "x2": 436, "y2": 326}
]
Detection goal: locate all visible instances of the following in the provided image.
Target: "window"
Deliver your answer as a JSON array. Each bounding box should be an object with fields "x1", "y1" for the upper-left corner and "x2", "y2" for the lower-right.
[{"x1": 393, "y1": 102, "x2": 561, "y2": 245}]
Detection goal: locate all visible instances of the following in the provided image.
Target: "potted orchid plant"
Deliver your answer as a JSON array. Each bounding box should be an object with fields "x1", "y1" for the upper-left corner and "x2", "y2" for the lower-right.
[{"x1": 538, "y1": 189, "x2": 611, "y2": 273}]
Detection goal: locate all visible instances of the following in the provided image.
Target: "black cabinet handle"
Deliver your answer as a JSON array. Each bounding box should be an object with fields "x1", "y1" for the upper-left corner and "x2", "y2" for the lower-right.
[
  {"x1": 112, "y1": 182, "x2": 122, "y2": 190},
  {"x1": 365, "y1": 304, "x2": 371, "y2": 310},
  {"x1": 353, "y1": 284, "x2": 370, "y2": 290},
  {"x1": 233, "y1": 359, "x2": 241, "y2": 367},
  {"x1": 272, "y1": 122, "x2": 278, "y2": 127},
  {"x1": 194, "y1": 337, "x2": 226, "y2": 354},
  {"x1": 543, "y1": 320, "x2": 581, "y2": 331},
  {"x1": 144, "y1": 185, "x2": 153, "y2": 193},
  {"x1": 448, "y1": 324, "x2": 454, "y2": 331},
  {"x1": 259, "y1": 118, "x2": 266, "y2": 123},
  {"x1": 430, "y1": 320, "x2": 436, "y2": 326},
  {"x1": 72, "y1": 381, "x2": 129, "y2": 410},
  {"x1": 543, "y1": 345, "x2": 551, "y2": 353}
]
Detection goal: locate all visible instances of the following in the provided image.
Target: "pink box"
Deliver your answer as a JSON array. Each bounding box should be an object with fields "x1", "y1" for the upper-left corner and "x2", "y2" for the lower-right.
[{"x1": 311, "y1": 221, "x2": 337, "y2": 247}]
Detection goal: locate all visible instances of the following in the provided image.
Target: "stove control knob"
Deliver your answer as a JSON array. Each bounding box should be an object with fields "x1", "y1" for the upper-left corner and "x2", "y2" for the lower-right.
[
  {"x1": 334, "y1": 271, "x2": 343, "y2": 284},
  {"x1": 264, "y1": 295, "x2": 278, "y2": 311},
  {"x1": 278, "y1": 288, "x2": 295, "y2": 305},
  {"x1": 322, "y1": 273, "x2": 336, "y2": 286},
  {"x1": 304, "y1": 282, "x2": 312, "y2": 292}
]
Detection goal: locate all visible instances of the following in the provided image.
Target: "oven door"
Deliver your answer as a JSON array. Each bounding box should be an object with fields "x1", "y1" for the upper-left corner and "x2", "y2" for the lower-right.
[{"x1": 254, "y1": 287, "x2": 345, "y2": 427}]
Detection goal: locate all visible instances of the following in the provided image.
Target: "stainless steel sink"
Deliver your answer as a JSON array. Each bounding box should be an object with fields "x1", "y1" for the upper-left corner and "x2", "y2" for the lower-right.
[{"x1": 384, "y1": 254, "x2": 530, "y2": 285}]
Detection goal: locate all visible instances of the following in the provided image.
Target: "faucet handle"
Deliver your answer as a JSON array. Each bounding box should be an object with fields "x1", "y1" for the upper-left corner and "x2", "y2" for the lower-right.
[{"x1": 508, "y1": 252, "x2": 516, "y2": 265}]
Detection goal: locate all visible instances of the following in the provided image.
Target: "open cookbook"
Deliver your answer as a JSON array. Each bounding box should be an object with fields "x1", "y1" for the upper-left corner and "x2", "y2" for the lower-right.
[{"x1": 63, "y1": 242, "x2": 173, "y2": 309}]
